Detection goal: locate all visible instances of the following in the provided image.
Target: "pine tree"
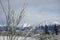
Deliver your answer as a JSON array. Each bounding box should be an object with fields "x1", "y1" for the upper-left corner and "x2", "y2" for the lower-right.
[
  {"x1": 44, "y1": 25, "x2": 49, "y2": 34},
  {"x1": 54, "y1": 24, "x2": 59, "y2": 35}
]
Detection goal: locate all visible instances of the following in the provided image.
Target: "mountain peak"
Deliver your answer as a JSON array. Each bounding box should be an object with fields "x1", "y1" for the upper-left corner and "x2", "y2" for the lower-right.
[
  {"x1": 52, "y1": 21, "x2": 60, "y2": 25},
  {"x1": 23, "y1": 23, "x2": 31, "y2": 27}
]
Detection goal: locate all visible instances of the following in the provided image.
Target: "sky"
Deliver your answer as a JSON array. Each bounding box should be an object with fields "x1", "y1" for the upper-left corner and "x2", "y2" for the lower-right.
[{"x1": 0, "y1": 0, "x2": 60, "y2": 25}]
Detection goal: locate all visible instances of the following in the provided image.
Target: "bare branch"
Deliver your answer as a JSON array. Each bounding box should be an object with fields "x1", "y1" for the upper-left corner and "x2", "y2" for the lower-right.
[
  {"x1": 8, "y1": 0, "x2": 11, "y2": 13},
  {"x1": 0, "y1": 0, "x2": 7, "y2": 22},
  {"x1": 16, "y1": 8, "x2": 25, "y2": 25},
  {"x1": 23, "y1": 27, "x2": 36, "y2": 40},
  {"x1": 7, "y1": 0, "x2": 11, "y2": 25},
  {"x1": 15, "y1": 0, "x2": 28, "y2": 26}
]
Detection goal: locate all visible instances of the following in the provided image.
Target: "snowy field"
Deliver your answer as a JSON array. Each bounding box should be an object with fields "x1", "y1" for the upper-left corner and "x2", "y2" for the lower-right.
[
  {"x1": 0, "y1": 34, "x2": 60, "y2": 40},
  {"x1": 0, "y1": 36, "x2": 36, "y2": 40}
]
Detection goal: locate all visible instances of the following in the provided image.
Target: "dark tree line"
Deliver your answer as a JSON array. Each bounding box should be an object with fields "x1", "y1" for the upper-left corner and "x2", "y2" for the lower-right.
[
  {"x1": 44, "y1": 24, "x2": 59, "y2": 35},
  {"x1": 54, "y1": 24, "x2": 59, "y2": 35},
  {"x1": 44, "y1": 25, "x2": 49, "y2": 34}
]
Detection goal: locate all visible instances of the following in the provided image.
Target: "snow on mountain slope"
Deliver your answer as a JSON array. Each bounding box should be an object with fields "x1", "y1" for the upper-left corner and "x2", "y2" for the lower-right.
[
  {"x1": 23, "y1": 23, "x2": 31, "y2": 27},
  {"x1": 52, "y1": 21, "x2": 60, "y2": 25}
]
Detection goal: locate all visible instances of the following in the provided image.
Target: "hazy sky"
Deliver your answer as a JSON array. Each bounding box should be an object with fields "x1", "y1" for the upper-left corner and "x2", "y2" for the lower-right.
[{"x1": 0, "y1": 0, "x2": 60, "y2": 25}]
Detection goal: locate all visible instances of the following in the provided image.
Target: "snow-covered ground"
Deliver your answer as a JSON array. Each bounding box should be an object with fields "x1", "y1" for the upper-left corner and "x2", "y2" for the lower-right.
[
  {"x1": 0, "y1": 35, "x2": 60, "y2": 40},
  {"x1": 0, "y1": 36, "x2": 36, "y2": 40},
  {"x1": 52, "y1": 34, "x2": 60, "y2": 40}
]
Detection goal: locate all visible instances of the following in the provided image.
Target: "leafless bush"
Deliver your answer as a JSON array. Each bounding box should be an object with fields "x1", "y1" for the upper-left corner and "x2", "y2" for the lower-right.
[{"x1": 0, "y1": 0, "x2": 28, "y2": 40}]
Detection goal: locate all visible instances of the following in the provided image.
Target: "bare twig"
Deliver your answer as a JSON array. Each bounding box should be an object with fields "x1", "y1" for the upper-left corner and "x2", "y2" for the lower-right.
[
  {"x1": 22, "y1": 27, "x2": 35, "y2": 40},
  {"x1": 0, "y1": 0, "x2": 28, "y2": 40},
  {"x1": 0, "y1": 0, "x2": 7, "y2": 23}
]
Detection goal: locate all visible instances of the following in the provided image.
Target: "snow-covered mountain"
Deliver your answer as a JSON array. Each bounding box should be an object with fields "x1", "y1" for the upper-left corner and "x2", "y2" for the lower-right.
[
  {"x1": 52, "y1": 21, "x2": 60, "y2": 25},
  {"x1": 23, "y1": 23, "x2": 31, "y2": 27},
  {"x1": 40, "y1": 21, "x2": 60, "y2": 26},
  {"x1": 17, "y1": 23, "x2": 31, "y2": 27}
]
